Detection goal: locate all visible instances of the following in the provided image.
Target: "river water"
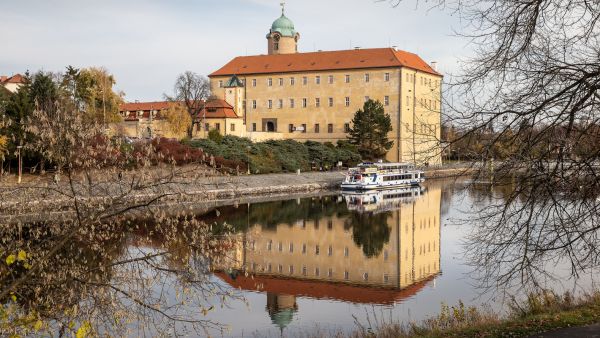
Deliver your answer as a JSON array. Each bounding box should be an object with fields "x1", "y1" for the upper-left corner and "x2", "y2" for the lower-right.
[{"x1": 4, "y1": 178, "x2": 597, "y2": 337}]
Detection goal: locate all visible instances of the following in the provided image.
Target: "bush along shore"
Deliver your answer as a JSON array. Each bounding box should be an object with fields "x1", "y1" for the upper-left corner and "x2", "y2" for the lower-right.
[
  {"x1": 185, "y1": 135, "x2": 361, "y2": 174},
  {"x1": 343, "y1": 290, "x2": 600, "y2": 338}
]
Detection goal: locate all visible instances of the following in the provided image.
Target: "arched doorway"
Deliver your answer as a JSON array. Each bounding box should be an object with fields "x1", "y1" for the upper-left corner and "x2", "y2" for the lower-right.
[{"x1": 267, "y1": 121, "x2": 275, "y2": 132}]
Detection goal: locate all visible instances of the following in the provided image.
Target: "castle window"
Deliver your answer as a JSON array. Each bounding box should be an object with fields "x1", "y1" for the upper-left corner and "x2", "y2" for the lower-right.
[
  {"x1": 289, "y1": 124, "x2": 294, "y2": 132},
  {"x1": 344, "y1": 123, "x2": 350, "y2": 133},
  {"x1": 344, "y1": 247, "x2": 349, "y2": 257},
  {"x1": 314, "y1": 124, "x2": 320, "y2": 133},
  {"x1": 328, "y1": 246, "x2": 333, "y2": 256},
  {"x1": 267, "y1": 240, "x2": 272, "y2": 251},
  {"x1": 363, "y1": 272, "x2": 369, "y2": 281},
  {"x1": 279, "y1": 78, "x2": 283, "y2": 86},
  {"x1": 218, "y1": 80, "x2": 223, "y2": 88},
  {"x1": 315, "y1": 245, "x2": 320, "y2": 255},
  {"x1": 345, "y1": 97, "x2": 350, "y2": 107},
  {"x1": 328, "y1": 124, "x2": 333, "y2": 133},
  {"x1": 302, "y1": 76, "x2": 308, "y2": 85},
  {"x1": 278, "y1": 99, "x2": 283, "y2": 109},
  {"x1": 315, "y1": 98, "x2": 320, "y2": 107},
  {"x1": 345, "y1": 74, "x2": 350, "y2": 83},
  {"x1": 290, "y1": 77, "x2": 295, "y2": 85},
  {"x1": 252, "y1": 123, "x2": 256, "y2": 131},
  {"x1": 215, "y1": 123, "x2": 220, "y2": 130},
  {"x1": 315, "y1": 76, "x2": 321, "y2": 84},
  {"x1": 268, "y1": 99, "x2": 273, "y2": 109},
  {"x1": 328, "y1": 75, "x2": 334, "y2": 84},
  {"x1": 289, "y1": 243, "x2": 294, "y2": 253},
  {"x1": 315, "y1": 267, "x2": 320, "y2": 276},
  {"x1": 252, "y1": 100, "x2": 257, "y2": 109},
  {"x1": 302, "y1": 98, "x2": 307, "y2": 108},
  {"x1": 268, "y1": 78, "x2": 272, "y2": 86},
  {"x1": 302, "y1": 243, "x2": 307, "y2": 254},
  {"x1": 290, "y1": 98, "x2": 295, "y2": 108},
  {"x1": 328, "y1": 268, "x2": 333, "y2": 277},
  {"x1": 289, "y1": 265, "x2": 294, "y2": 274},
  {"x1": 302, "y1": 266, "x2": 307, "y2": 276},
  {"x1": 328, "y1": 97, "x2": 333, "y2": 107},
  {"x1": 230, "y1": 123, "x2": 235, "y2": 132},
  {"x1": 384, "y1": 274, "x2": 389, "y2": 283},
  {"x1": 385, "y1": 73, "x2": 390, "y2": 81},
  {"x1": 268, "y1": 263, "x2": 272, "y2": 272},
  {"x1": 344, "y1": 271, "x2": 349, "y2": 280},
  {"x1": 302, "y1": 124, "x2": 306, "y2": 133},
  {"x1": 278, "y1": 242, "x2": 283, "y2": 251},
  {"x1": 384, "y1": 96, "x2": 390, "y2": 106},
  {"x1": 365, "y1": 73, "x2": 370, "y2": 82},
  {"x1": 252, "y1": 79, "x2": 257, "y2": 87}
]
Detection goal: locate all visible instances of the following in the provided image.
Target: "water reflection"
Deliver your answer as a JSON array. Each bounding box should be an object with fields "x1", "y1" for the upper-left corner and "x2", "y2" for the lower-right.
[{"x1": 210, "y1": 185, "x2": 442, "y2": 332}]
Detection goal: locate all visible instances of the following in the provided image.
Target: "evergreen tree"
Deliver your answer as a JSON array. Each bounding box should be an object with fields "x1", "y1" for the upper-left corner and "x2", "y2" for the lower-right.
[{"x1": 347, "y1": 99, "x2": 393, "y2": 160}]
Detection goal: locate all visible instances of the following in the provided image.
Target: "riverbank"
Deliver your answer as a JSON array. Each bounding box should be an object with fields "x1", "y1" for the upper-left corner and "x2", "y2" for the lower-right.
[
  {"x1": 341, "y1": 291, "x2": 600, "y2": 338},
  {"x1": 0, "y1": 165, "x2": 473, "y2": 214}
]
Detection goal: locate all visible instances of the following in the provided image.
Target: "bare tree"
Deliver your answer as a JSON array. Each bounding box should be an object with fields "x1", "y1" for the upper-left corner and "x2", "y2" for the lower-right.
[
  {"x1": 385, "y1": 0, "x2": 600, "y2": 290},
  {"x1": 166, "y1": 71, "x2": 211, "y2": 139}
]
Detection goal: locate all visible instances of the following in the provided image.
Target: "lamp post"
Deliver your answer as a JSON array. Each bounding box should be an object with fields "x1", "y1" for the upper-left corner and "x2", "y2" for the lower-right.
[
  {"x1": 246, "y1": 145, "x2": 252, "y2": 175},
  {"x1": 16, "y1": 145, "x2": 22, "y2": 184}
]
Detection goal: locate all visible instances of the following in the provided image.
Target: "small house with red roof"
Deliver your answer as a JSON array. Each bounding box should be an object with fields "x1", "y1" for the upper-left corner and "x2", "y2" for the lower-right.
[{"x1": 0, "y1": 74, "x2": 26, "y2": 93}]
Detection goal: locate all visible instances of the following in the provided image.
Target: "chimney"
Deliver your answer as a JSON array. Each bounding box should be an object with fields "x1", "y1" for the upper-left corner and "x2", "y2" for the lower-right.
[
  {"x1": 354, "y1": 47, "x2": 361, "y2": 50},
  {"x1": 430, "y1": 61, "x2": 438, "y2": 71}
]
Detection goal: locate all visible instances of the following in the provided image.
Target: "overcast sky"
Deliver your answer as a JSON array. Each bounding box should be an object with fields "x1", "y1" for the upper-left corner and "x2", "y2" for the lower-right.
[{"x1": 0, "y1": 0, "x2": 469, "y2": 101}]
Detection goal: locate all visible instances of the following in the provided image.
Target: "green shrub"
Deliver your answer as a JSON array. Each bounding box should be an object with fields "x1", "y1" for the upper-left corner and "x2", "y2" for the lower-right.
[
  {"x1": 207, "y1": 129, "x2": 223, "y2": 143},
  {"x1": 187, "y1": 135, "x2": 361, "y2": 174}
]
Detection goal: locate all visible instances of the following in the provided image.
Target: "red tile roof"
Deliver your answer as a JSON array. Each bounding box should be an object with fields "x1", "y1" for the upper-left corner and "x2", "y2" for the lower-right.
[
  {"x1": 215, "y1": 271, "x2": 437, "y2": 305},
  {"x1": 209, "y1": 48, "x2": 440, "y2": 77},
  {"x1": 0, "y1": 74, "x2": 26, "y2": 84},
  {"x1": 119, "y1": 99, "x2": 240, "y2": 120}
]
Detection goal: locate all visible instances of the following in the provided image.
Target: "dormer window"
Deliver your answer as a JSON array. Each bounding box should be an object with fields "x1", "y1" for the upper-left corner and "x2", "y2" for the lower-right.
[
  {"x1": 274, "y1": 42, "x2": 279, "y2": 50},
  {"x1": 137, "y1": 111, "x2": 143, "y2": 118}
]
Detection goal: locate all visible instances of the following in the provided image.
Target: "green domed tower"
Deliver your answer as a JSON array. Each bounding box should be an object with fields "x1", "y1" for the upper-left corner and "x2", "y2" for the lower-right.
[{"x1": 267, "y1": 2, "x2": 300, "y2": 55}]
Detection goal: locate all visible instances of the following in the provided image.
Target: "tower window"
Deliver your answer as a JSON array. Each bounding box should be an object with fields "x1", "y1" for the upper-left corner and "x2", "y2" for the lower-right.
[
  {"x1": 345, "y1": 74, "x2": 350, "y2": 83},
  {"x1": 274, "y1": 42, "x2": 279, "y2": 50},
  {"x1": 268, "y1": 78, "x2": 272, "y2": 86},
  {"x1": 385, "y1": 73, "x2": 390, "y2": 81}
]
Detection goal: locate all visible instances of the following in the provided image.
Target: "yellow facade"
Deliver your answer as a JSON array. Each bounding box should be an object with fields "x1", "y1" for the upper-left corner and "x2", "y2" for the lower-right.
[
  {"x1": 211, "y1": 67, "x2": 441, "y2": 164},
  {"x1": 233, "y1": 186, "x2": 442, "y2": 288}
]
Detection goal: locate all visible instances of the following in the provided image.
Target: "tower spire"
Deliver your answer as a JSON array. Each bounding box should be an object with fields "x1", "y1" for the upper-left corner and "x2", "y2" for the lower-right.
[{"x1": 280, "y1": 0, "x2": 285, "y2": 15}]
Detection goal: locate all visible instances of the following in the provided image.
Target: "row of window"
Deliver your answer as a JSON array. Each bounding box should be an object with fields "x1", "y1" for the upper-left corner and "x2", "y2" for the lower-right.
[
  {"x1": 219, "y1": 72, "x2": 441, "y2": 89},
  {"x1": 287, "y1": 123, "x2": 351, "y2": 134},
  {"x1": 251, "y1": 96, "x2": 390, "y2": 110},
  {"x1": 405, "y1": 96, "x2": 439, "y2": 111},
  {"x1": 197, "y1": 123, "x2": 236, "y2": 132},
  {"x1": 251, "y1": 262, "x2": 387, "y2": 282}
]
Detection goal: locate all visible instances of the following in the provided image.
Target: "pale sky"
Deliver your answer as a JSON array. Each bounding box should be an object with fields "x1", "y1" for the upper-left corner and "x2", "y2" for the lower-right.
[{"x1": 0, "y1": 0, "x2": 468, "y2": 101}]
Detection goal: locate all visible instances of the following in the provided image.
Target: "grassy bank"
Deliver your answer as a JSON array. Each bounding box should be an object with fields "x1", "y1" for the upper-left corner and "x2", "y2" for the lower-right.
[{"x1": 340, "y1": 291, "x2": 600, "y2": 338}]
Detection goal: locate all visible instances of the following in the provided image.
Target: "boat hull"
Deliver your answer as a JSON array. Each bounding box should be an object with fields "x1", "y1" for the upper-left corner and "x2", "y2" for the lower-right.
[{"x1": 341, "y1": 180, "x2": 422, "y2": 191}]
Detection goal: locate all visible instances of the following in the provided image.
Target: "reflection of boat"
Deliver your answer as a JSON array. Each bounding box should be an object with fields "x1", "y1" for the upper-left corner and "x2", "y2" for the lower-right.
[
  {"x1": 343, "y1": 186, "x2": 427, "y2": 213},
  {"x1": 341, "y1": 162, "x2": 425, "y2": 191}
]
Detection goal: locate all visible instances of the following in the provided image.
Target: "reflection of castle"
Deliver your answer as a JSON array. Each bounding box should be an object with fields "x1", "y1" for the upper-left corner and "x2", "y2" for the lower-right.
[{"x1": 215, "y1": 186, "x2": 441, "y2": 330}]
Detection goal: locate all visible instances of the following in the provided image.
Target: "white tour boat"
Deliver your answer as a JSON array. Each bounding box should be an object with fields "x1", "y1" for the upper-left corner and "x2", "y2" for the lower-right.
[{"x1": 341, "y1": 161, "x2": 425, "y2": 191}]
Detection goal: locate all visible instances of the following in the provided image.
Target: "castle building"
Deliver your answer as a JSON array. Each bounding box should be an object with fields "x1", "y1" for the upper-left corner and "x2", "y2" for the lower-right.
[{"x1": 209, "y1": 5, "x2": 442, "y2": 164}]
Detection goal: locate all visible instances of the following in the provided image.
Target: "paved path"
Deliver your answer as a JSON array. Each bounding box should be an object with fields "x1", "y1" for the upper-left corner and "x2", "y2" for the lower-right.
[{"x1": 529, "y1": 323, "x2": 600, "y2": 337}]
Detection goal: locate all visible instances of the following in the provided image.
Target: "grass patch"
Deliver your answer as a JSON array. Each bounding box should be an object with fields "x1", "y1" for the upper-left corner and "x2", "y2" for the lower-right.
[{"x1": 314, "y1": 290, "x2": 600, "y2": 338}]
